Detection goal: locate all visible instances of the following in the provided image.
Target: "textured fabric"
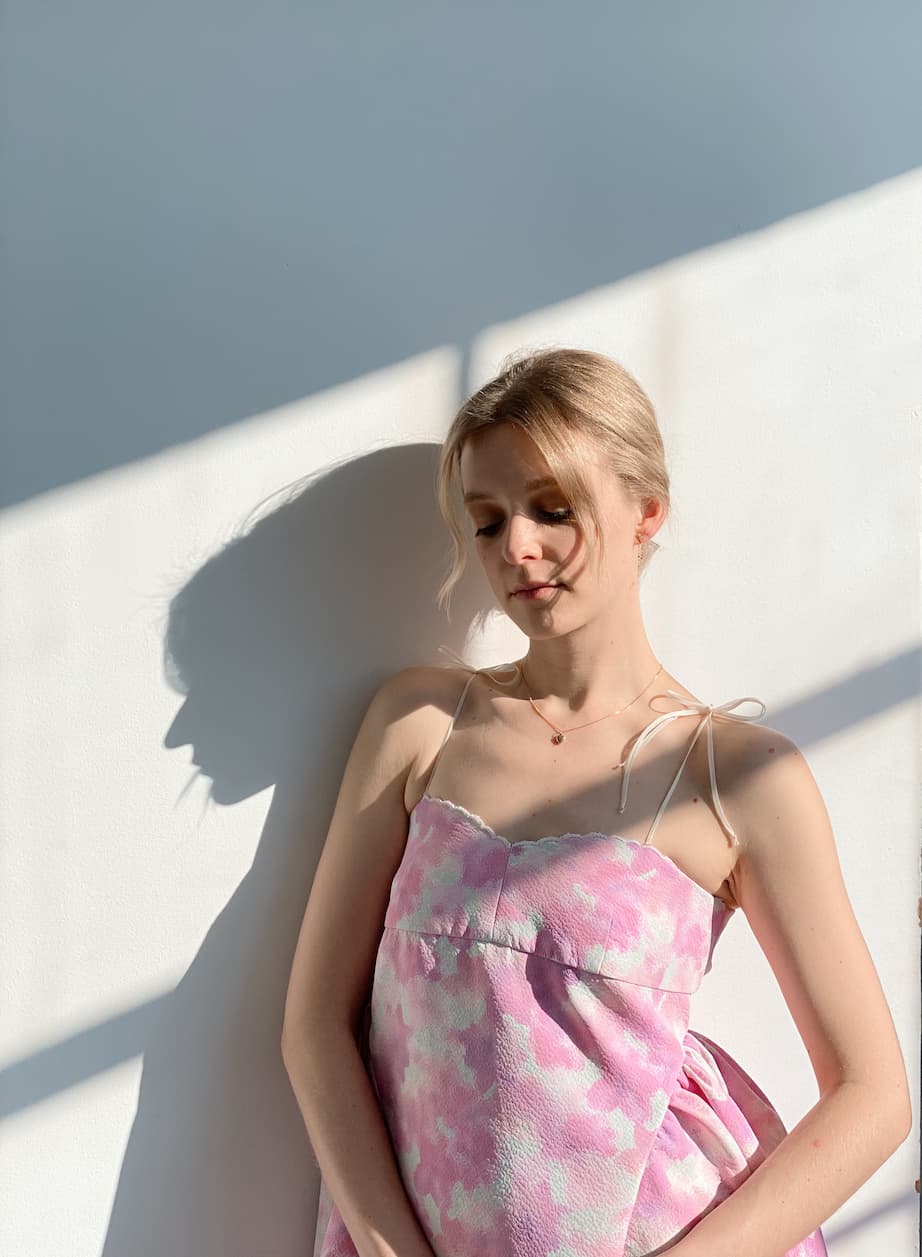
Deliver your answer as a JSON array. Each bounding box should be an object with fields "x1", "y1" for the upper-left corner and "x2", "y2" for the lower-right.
[{"x1": 313, "y1": 674, "x2": 829, "y2": 1255}]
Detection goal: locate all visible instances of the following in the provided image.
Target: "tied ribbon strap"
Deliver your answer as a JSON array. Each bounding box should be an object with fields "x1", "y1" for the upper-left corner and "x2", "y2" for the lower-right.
[{"x1": 618, "y1": 691, "x2": 768, "y2": 848}]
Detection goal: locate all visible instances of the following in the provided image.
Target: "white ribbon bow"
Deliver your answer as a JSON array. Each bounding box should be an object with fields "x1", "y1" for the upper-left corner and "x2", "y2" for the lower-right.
[{"x1": 618, "y1": 690, "x2": 768, "y2": 848}]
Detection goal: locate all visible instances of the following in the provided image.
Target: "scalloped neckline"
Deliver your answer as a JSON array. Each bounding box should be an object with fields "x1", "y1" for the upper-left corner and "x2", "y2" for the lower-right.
[{"x1": 415, "y1": 793, "x2": 731, "y2": 913}]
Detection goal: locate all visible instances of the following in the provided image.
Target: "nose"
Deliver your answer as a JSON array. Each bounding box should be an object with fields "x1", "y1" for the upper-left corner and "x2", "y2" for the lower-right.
[{"x1": 501, "y1": 512, "x2": 544, "y2": 565}]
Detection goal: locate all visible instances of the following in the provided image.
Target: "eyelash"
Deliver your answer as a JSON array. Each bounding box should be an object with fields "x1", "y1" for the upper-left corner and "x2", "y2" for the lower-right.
[{"x1": 474, "y1": 509, "x2": 574, "y2": 538}]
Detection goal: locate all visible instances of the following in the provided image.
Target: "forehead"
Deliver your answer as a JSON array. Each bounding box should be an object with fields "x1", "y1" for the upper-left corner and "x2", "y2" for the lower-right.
[
  {"x1": 458, "y1": 425, "x2": 611, "y2": 504},
  {"x1": 460, "y1": 425, "x2": 557, "y2": 494}
]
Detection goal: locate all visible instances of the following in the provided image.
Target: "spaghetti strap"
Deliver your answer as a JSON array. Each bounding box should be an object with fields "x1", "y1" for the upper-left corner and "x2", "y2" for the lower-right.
[
  {"x1": 424, "y1": 649, "x2": 523, "y2": 798},
  {"x1": 620, "y1": 691, "x2": 768, "y2": 848},
  {"x1": 420, "y1": 670, "x2": 479, "y2": 798}
]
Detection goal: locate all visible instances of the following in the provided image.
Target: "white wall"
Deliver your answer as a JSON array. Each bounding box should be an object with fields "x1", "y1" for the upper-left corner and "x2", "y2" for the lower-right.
[{"x1": 2, "y1": 170, "x2": 919, "y2": 1256}]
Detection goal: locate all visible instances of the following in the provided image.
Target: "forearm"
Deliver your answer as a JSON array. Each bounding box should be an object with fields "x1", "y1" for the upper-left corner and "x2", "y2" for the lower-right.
[
  {"x1": 668, "y1": 1079, "x2": 909, "y2": 1257},
  {"x1": 282, "y1": 1021, "x2": 436, "y2": 1257}
]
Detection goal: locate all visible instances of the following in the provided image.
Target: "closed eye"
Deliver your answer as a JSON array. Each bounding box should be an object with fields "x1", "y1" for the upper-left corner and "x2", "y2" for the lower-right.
[{"x1": 474, "y1": 509, "x2": 574, "y2": 538}]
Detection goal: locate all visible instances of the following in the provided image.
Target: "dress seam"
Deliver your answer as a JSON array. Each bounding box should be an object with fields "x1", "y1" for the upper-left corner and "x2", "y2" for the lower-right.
[{"x1": 380, "y1": 923, "x2": 698, "y2": 995}]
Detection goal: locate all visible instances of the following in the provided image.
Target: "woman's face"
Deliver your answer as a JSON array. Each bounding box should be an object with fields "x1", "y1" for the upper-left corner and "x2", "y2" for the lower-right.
[{"x1": 459, "y1": 423, "x2": 648, "y2": 633}]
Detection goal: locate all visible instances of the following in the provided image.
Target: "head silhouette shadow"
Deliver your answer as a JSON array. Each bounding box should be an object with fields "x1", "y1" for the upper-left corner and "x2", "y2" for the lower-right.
[{"x1": 161, "y1": 441, "x2": 495, "y2": 803}]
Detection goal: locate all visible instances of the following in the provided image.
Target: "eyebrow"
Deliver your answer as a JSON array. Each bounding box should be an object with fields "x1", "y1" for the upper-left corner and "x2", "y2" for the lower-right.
[{"x1": 462, "y1": 475, "x2": 560, "y2": 505}]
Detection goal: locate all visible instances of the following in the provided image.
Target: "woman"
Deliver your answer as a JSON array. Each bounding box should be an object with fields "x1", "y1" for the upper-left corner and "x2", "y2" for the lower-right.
[{"x1": 281, "y1": 348, "x2": 911, "y2": 1256}]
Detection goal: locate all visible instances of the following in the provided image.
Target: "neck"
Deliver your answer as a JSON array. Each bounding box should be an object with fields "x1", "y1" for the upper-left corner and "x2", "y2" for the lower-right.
[{"x1": 517, "y1": 610, "x2": 664, "y2": 718}]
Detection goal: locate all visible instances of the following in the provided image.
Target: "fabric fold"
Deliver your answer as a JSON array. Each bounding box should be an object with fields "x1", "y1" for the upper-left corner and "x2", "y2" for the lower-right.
[{"x1": 624, "y1": 1030, "x2": 827, "y2": 1255}]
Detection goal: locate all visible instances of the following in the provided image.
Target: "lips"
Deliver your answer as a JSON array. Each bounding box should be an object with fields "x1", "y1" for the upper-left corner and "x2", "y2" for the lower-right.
[{"x1": 512, "y1": 582, "x2": 561, "y2": 595}]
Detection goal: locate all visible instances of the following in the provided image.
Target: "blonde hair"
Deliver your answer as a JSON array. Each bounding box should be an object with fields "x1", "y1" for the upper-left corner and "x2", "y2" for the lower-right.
[{"x1": 435, "y1": 346, "x2": 671, "y2": 616}]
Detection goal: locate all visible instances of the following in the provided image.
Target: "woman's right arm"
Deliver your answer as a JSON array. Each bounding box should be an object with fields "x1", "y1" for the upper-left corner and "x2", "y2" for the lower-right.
[
  {"x1": 283, "y1": 1023, "x2": 435, "y2": 1257},
  {"x1": 281, "y1": 667, "x2": 438, "y2": 1257}
]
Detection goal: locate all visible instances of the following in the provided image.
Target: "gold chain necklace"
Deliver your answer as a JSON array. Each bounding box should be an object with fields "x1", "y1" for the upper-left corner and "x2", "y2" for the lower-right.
[{"x1": 519, "y1": 659, "x2": 665, "y2": 745}]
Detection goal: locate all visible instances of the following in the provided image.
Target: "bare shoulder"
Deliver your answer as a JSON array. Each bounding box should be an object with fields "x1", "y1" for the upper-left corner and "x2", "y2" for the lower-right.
[
  {"x1": 717, "y1": 714, "x2": 800, "y2": 793},
  {"x1": 377, "y1": 663, "x2": 477, "y2": 748},
  {"x1": 353, "y1": 662, "x2": 469, "y2": 760},
  {"x1": 717, "y1": 717, "x2": 811, "y2": 843},
  {"x1": 376, "y1": 662, "x2": 475, "y2": 706},
  {"x1": 716, "y1": 716, "x2": 809, "y2": 869},
  {"x1": 384, "y1": 663, "x2": 481, "y2": 799}
]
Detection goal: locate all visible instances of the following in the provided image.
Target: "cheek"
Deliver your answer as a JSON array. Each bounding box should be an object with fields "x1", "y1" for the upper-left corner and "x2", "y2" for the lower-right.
[{"x1": 472, "y1": 539, "x2": 502, "y2": 579}]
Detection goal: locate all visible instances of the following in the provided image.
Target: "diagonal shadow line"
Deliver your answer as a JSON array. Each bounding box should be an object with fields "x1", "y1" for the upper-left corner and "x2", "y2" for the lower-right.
[
  {"x1": 3, "y1": 643, "x2": 919, "y2": 1120},
  {"x1": 0, "y1": 993, "x2": 169, "y2": 1119},
  {"x1": 767, "y1": 644, "x2": 921, "y2": 746},
  {"x1": 819, "y1": 1185, "x2": 919, "y2": 1241}
]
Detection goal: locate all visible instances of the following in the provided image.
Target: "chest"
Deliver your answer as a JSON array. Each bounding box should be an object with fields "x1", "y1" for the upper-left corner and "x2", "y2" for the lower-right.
[{"x1": 414, "y1": 711, "x2": 743, "y2": 909}]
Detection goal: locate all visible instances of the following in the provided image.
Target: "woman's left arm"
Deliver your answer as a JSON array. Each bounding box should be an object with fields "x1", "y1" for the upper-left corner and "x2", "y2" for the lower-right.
[{"x1": 669, "y1": 728, "x2": 913, "y2": 1257}]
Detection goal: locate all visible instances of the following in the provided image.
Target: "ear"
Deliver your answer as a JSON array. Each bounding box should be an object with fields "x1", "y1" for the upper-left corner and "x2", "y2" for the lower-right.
[{"x1": 638, "y1": 493, "x2": 667, "y2": 539}]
